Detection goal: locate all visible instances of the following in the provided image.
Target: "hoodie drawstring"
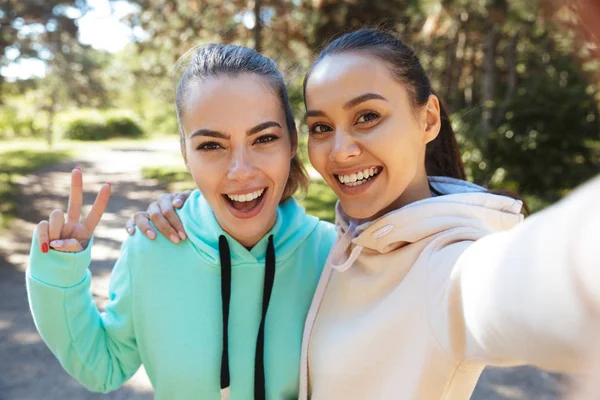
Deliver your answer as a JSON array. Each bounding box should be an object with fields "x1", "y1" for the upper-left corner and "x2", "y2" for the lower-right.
[
  {"x1": 219, "y1": 236, "x2": 232, "y2": 400},
  {"x1": 218, "y1": 235, "x2": 276, "y2": 400},
  {"x1": 255, "y1": 235, "x2": 275, "y2": 400},
  {"x1": 330, "y1": 222, "x2": 363, "y2": 272}
]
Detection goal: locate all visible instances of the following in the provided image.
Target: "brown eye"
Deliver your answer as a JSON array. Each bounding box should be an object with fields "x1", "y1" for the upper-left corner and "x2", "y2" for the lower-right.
[
  {"x1": 309, "y1": 124, "x2": 332, "y2": 135},
  {"x1": 197, "y1": 142, "x2": 223, "y2": 151},
  {"x1": 356, "y1": 112, "x2": 380, "y2": 124},
  {"x1": 254, "y1": 134, "x2": 278, "y2": 144}
]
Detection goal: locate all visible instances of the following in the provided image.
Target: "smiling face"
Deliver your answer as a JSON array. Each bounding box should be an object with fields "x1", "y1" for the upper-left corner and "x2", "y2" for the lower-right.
[
  {"x1": 181, "y1": 73, "x2": 295, "y2": 247},
  {"x1": 305, "y1": 52, "x2": 441, "y2": 220}
]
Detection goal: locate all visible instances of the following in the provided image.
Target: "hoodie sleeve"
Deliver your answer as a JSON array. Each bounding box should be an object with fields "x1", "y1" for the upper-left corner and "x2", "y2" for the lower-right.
[
  {"x1": 428, "y1": 176, "x2": 600, "y2": 372},
  {"x1": 26, "y1": 232, "x2": 141, "y2": 393}
]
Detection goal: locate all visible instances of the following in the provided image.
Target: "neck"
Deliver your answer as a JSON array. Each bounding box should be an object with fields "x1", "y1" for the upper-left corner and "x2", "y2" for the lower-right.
[
  {"x1": 223, "y1": 215, "x2": 277, "y2": 250},
  {"x1": 370, "y1": 173, "x2": 432, "y2": 221}
]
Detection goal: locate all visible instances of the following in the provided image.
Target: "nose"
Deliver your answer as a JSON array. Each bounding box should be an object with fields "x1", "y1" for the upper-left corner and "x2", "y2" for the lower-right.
[
  {"x1": 227, "y1": 148, "x2": 258, "y2": 182},
  {"x1": 329, "y1": 130, "x2": 361, "y2": 163}
]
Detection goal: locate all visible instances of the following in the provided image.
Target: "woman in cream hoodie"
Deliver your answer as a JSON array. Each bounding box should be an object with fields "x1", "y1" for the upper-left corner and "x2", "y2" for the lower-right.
[
  {"x1": 298, "y1": 29, "x2": 599, "y2": 399},
  {"x1": 130, "y1": 29, "x2": 599, "y2": 399}
]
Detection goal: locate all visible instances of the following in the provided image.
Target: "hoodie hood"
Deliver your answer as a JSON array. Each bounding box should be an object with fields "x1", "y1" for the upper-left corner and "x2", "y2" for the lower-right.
[
  {"x1": 329, "y1": 177, "x2": 524, "y2": 270},
  {"x1": 178, "y1": 189, "x2": 320, "y2": 266}
]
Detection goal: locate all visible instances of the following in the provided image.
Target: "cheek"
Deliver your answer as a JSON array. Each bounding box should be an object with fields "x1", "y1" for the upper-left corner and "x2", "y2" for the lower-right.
[
  {"x1": 307, "y1": 139, "x2": 328, "y2": 172},
  {"x1": 261, "y1": 144, "x2": 294, "y2": 188},
  {"x1": 376, "y1": 120, "x2": 424, "y2": 163},
  {"x1": 187, "y1": 157, "x2": 223, "y2": 193}
]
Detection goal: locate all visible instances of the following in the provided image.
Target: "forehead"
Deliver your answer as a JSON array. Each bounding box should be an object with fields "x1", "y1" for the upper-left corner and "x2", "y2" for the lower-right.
[
  {"x1": 305, "y1": 53, "x2": 400, "y2": 107},
  {"x1": 182, "y1": 74, "x2": 284, "y2": 134}
]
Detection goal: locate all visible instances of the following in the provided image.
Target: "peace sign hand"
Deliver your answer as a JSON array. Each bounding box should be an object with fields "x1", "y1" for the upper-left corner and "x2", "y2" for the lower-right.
[{"x1": 37, "y1": 168, "x2": 111, "y2": 253}]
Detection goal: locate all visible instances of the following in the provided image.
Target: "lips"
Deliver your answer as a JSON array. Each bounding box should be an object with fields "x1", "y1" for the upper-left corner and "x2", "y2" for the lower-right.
[{"x1": 222, "y1": 188, "x2": 268, "y2": 219}]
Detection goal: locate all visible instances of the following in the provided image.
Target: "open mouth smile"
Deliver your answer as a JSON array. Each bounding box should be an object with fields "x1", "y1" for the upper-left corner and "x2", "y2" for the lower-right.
[{"x1": 222, "y1": 188, "x2": 268, "y2": 219}]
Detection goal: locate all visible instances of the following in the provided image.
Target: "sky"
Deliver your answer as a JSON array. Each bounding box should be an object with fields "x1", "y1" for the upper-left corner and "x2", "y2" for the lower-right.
[{"x1": 2, "y1": 0, "x2": 140, "y2": 80}]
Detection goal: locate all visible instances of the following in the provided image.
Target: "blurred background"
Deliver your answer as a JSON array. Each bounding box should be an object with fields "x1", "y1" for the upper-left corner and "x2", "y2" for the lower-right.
[{"x1": 0, "y1": 0, "x2": 599, "y2": 399}]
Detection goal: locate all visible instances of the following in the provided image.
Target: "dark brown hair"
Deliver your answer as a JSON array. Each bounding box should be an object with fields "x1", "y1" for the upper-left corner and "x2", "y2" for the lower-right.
[{"x1": 176, "y1": 44, "x2": 308, "y2": 202}]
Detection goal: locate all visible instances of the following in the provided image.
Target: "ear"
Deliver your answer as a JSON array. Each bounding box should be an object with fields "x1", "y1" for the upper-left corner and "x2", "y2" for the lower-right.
[{"x1": 422, "y1": 95, "x2": 441, "y2": 145}]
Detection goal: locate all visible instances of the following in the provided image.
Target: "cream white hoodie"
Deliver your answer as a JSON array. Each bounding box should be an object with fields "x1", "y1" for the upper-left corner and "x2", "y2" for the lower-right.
[{"x1": 299, "y1": 176, "x2": 600, "y2": 400}]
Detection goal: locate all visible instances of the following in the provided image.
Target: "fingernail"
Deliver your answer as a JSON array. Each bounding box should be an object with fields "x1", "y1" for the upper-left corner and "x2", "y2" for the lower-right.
[
  {"x1": 126, "y1": 227, "x2": 134, "y2": 235},
  {"x1": 178, "y1": 231, "x2": 187, "y2": 240},
  {"x1": 50, "y1": 240, "x2": 64, "y2": 248},
  {"x1": 146, "y1": 230, "x2": 156, "y2": 239},
  {"x1": 174, "y1": 198, "x2": 183, "y2": 207},
  {"x1": 106, "y1": 182, "x2": 111, "y2": 186},
  {"x1": 42, "y1": 243, "x2": 49, "y2": 253},
  {"x1": 74, "y1": 166, "x2": 81, "y2": 171},
  {"x1": 170, "y1": 234, "x2": 180, "y2": 244}
]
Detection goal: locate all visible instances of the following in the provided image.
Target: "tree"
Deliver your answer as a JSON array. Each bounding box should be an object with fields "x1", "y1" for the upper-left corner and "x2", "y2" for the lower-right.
[{"x1": 0, "y1": 0, "x2": 91, "y2": 102}]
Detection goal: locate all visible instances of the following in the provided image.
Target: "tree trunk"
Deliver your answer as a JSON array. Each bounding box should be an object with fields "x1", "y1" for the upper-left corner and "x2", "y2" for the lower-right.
[
  {"x1": 494, "y1": 31, "x2": 519, "y2": 126},
  {"x1": 254, "y1": 0, "x2": 262, "y2": 52},
  {"x1": 45, "y1": 88, "x2": 58, "y2": 148},
  {"x1": 481, "y1": 23, "x2": 497, "y2": 138}
]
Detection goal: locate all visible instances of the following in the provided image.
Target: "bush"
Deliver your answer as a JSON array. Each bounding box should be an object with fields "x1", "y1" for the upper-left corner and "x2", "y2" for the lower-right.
[
  {"x1": 105, "y1": 114, "x2": 144, "y2": 138},
  {"x1": 0, "y1": 104, "x2": 44, "y2": 139},
  {"x1": 61, "y1": 110, "x2": 145, "y2": 141}
]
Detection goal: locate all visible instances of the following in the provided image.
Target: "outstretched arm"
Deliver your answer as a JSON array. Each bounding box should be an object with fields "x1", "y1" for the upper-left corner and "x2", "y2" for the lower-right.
[{"x1": 429, "y1": 176, "x2": 600, "y2": 371}]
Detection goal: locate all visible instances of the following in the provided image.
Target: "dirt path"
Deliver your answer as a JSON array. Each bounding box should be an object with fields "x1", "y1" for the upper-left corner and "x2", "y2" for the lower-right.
[{"x1": 0, "y1": 142, "x2": 567, "y2": 399}]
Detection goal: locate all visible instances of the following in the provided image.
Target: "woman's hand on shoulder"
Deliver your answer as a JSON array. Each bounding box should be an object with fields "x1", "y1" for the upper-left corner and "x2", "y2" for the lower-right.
[
  {"x1": 37, "y1": 168, "x2": 111, "y2": 253},
  {"x1": 125, "y1": 190, "x2": 191, "y2": 244}
]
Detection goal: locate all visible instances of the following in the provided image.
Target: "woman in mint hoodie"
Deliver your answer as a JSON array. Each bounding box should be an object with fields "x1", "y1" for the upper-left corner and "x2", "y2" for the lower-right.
[{"x1": 27, "y1": 44, "x2": 336, "y2": 399}]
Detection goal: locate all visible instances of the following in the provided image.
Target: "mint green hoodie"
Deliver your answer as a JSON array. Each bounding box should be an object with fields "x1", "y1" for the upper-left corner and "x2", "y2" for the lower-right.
[{"x1": 26, "y1": 190, "x2": 336, "y2": 399}]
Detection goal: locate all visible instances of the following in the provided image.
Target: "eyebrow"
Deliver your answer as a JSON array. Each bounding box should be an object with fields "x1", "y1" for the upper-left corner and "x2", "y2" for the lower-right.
[
  {"x1": 190, "y1": 129, "x2": 229, "y2": 139},
  {"x1": 343, "y1": 93, "x2": 388, "y2": 110},
  {"x1": 189, "y1": 121, "x2": 282, "y2": 139},
  {"x1": 305, "y1": 93, "x2": 388, "y2": 119},
  {"x1": 247, "y1": 121, "x2": 282, "y2": 136}
]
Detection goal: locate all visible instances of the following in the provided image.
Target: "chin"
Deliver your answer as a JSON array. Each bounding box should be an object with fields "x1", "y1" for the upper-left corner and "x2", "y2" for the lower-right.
[{"x1": 339, "y1": 201, "x2": 379, "y2": 221}]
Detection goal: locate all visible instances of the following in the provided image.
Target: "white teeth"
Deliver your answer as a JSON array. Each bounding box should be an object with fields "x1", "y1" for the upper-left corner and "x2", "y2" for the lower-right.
[
  {"x1": 336, "y1": 167, "x2": 380, "y2": 186},
  {"x1": 227, "y1": 188, "x2": 265, "y2": 202}
]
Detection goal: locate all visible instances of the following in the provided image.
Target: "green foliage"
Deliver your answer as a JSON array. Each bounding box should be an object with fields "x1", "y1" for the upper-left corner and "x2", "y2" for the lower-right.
[
  {"x1": 453, "y1": 50, "x2": 599, "y2": 203},
  {"x1": 0, "y1": 105, "x2": 43, "y2": 139},
  {"x1": 105, "y1": 114, "x2": 145, "y2": 138},
  {"x1": 0, "y1": 148, "x2": 71, "y2": 230},
  {"x1": 60, "y1": 110, "x2": 145, "y2": 141},
  {"x1": 299, "y1": 179, "x2": 337, "y2": 223}
]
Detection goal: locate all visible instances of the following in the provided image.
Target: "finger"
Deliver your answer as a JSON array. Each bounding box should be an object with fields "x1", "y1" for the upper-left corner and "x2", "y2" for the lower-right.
[
  {"x1": 158, "y1": 195, "x2": 186, "y2": 240},
  {"x1": 133, "y1": 212, "x2": 156, "y2": 240},
  {"x1": 149, "y1": 202, "x2": 180, "y2": 243},
  {"x1": 50, "y1": 238, "x2": 84, "y2": 253},
  {"x1": 48, "y1": 209, "x2": 65, "y2": 242},
  {"x1": 67, "y1": 168, "x2": 83, "y2": 224},
  {"x1": 125, "y1": 219, "x2": 136, "y2": 236},
  {"x1": 172, "y1": 190, "x2": 192, "y2": 208},
  {"x1": 83, "y1": 183, "x2": 111, "y2": 233},
  {"x1": 37, "y1": 221, "x2": 49, "y2": 253}
]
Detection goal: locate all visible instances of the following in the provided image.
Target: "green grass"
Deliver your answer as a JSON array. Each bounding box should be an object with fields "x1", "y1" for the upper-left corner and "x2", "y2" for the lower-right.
[
  {"x1": 0, "y1": 148, "x2": 72, "y2": 230},
  {"x1": 141, "y1": 165, "x2": 339, "y2": 223},
  {"x1": 142, "y1": 165, "x2": 194, "y2": 193}
]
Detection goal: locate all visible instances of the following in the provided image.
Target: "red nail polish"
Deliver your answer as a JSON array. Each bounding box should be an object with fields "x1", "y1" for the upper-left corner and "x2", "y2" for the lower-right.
[
  {"x1": 106, "y1": 182, "x2": 111, "y2": 186},
  {"x1": 42, "y1": 243, "x2": 49, "y2": 253},
  {"x1": 74, "y1": 166, "x2": 81, "y2": 170}
]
